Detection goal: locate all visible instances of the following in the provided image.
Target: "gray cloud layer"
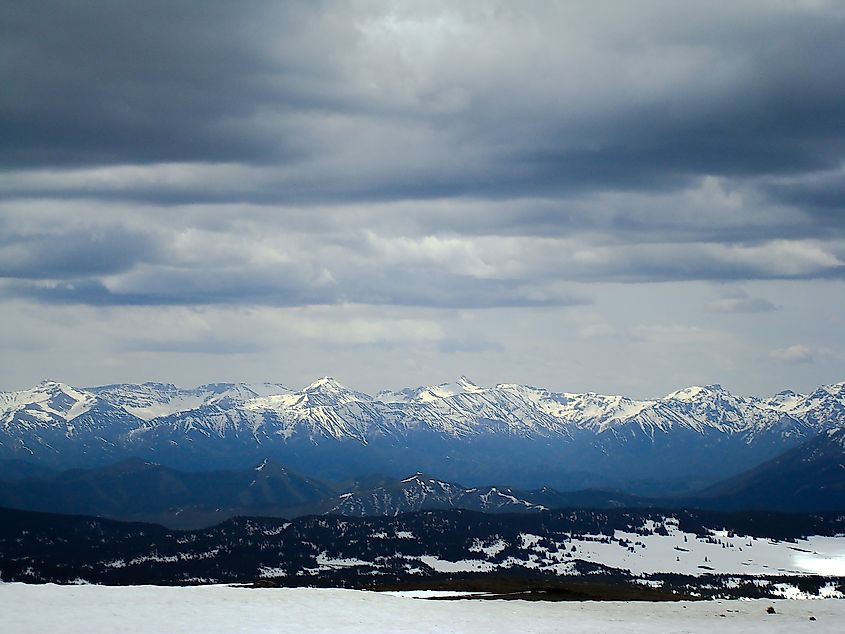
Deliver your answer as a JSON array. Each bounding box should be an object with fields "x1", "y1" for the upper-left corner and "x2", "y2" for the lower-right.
[
  {"x1": 4, "y1": 2, "x2": 845, "y2": 183},
  {"x1": 0, "y1": 1, "x2": 843, "y2": 394}
]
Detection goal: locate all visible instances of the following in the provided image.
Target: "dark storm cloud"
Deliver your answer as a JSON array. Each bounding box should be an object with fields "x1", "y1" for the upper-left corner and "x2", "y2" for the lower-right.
[
  {"x1": 0, "y1": 0, "x2": 332, "y2": 167},
  {"x1": 0, "y1": 221, "x2": 157, "y2": 279},
  {"x1": 2, "y1": 1, "x2": 844, "y2": 196},
  {"x1": 765, "y1": 169, "x2": 845, "y2": 218}
]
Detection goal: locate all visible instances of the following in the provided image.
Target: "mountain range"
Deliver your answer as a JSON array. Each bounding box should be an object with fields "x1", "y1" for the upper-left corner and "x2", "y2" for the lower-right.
[{"x1": 1, "y1": 377, "x2": 844, "y2": 494}]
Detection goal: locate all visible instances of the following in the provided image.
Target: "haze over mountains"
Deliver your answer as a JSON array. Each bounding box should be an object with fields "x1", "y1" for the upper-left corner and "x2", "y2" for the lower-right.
[
  {"x1": 697, "y1": 427, "x2": 845, "y2": 512},
  {"x1": 2, "y1": 377, "x2": 844, "y2": 495}
]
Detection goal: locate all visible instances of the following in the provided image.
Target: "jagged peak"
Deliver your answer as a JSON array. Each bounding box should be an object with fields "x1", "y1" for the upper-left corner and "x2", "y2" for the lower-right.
[
  {"x1": 140, "y1": 381, "x2": 179, "y2": 389},
  {"x1": 663, "y1": 384, "x2": 726, "y2": 401},
  {"x1": 409, "y1": 377, "x2": 487, "y2": 402},
  {"x1": 822, "y1": 380, "x2": 845, "y2": 393},
  {"x1": 295, "y1": 377, "x2": 373, "y2": 406},
  {"x1": 29, "y1": 381, "x2": 97, "y2": 405},
  {"x1": 303, "y1": 376, "x2": 346, "y2": 392},
  {"x1": 36, "y1": 379, "x2": 74, "y2": 391}
]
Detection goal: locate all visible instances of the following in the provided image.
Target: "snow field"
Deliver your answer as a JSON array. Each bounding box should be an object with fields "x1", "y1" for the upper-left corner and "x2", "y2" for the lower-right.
[
  {"x1": 517, "y1": 519, "x2": 845, "y2": 577},
  {"x1": 1, "y1": 584, "x2": 843, "y2": 633}
]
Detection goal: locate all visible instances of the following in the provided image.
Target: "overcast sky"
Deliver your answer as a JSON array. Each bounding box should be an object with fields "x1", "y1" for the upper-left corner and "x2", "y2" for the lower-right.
[{"x1": 1, "y1": 1, "x2": 844, "y2": 397}]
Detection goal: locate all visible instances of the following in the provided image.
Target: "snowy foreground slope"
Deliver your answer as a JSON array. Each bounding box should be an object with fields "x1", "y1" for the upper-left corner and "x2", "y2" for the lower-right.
[{"x1": 1, "y1": 585, "x2": 843, "y2": 634}]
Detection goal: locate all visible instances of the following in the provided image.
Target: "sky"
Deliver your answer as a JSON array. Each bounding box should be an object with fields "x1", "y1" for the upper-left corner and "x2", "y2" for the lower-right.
[{"x1": 1, "y1": 0, "x2": 844, "y2": 398}]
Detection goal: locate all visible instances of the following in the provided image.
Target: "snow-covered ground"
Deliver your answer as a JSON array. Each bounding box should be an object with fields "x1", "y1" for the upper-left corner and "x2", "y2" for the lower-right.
[
  {"x1": 360, "y1": 519, "x2": 845, "y2": 579},
  {"x1": 0, "y1": 584, "x2": 843, "y2": 633},
  {"x1": 507, "y1": 520, "x2": 845, "y2": 576}
]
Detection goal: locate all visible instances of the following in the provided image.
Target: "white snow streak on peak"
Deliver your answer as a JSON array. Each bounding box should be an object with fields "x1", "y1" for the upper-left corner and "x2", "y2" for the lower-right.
[{"x1": 401, "y1": 472, "x2": 433, "y2": 483}]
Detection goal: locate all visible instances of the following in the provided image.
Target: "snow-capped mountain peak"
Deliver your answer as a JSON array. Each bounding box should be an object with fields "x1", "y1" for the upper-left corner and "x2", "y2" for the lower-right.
[
  {"x1": 300, "y1": 377, "x2": 372, "y2": 404},
  {"x1": 763, "y1": 389, "x2": 806, "y2": 410},
  {"x1": 457, "y1": 375, "x2": 483, "y2": 391},
  {"x1": 0, "y1": 380, "x2": 97, "y2": 426},
  {"x1": 304, "y1": 376, "x2": 344, "y2": 392},
  {"x1": 379, "y1": 376, "x2": 487, "y2": 404},
  {"x1": 86, "y1": 382, "x2": 291, "y2": 421},
  {"x1": 778, "y1": 381, "x2": 845, "y2": 429},
  {"x1": 820, "y1": 381, "x2": 845, "y2": 397},
  {"x1": 663, "y1": 384, "x2": 725, "y2": 402}
]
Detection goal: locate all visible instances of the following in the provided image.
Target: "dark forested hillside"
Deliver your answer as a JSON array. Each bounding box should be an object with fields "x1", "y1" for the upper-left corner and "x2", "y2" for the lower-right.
[{"x1": 1, "y1": 506, "x2": 844, "y2": 599}]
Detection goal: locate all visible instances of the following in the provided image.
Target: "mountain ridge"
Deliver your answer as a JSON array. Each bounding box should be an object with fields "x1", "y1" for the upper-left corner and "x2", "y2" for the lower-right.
[{"x1": 1, "y1": 377, "x2": 843, "y2": 492}]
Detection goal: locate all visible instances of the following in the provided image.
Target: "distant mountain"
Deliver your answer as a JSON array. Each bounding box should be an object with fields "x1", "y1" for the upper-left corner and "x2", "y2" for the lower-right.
[
  {"x1": 694, "y1": 427, "x2": 845, "y2": 512},
  {"x1": 322, "y1": 472, "x2": 548, "y2": 516},
  {"x1": 1, "y1": 377, "x2": 843, "y2": 493},
  {"x1": 318, "y1": 472, "x2": 647, "y2": 517},
  {"x1": 0, "y1": 459, "x2": 649, "y2": 527},
  {"x1": 330, "y1": 473, "x2": 549, "y2": 516},
  {"x1": 86, "y1": 381, "x2": 290, "y2": 420},
  {"x1": 0, "y1": 459, "x2": 56, "y2": 481},
  {"x1": 0, "y1": 380, "x2": 143, "y2": 464},
  {"x1": 0, "y1": 457, "x2": 335, "y2": 529}
]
